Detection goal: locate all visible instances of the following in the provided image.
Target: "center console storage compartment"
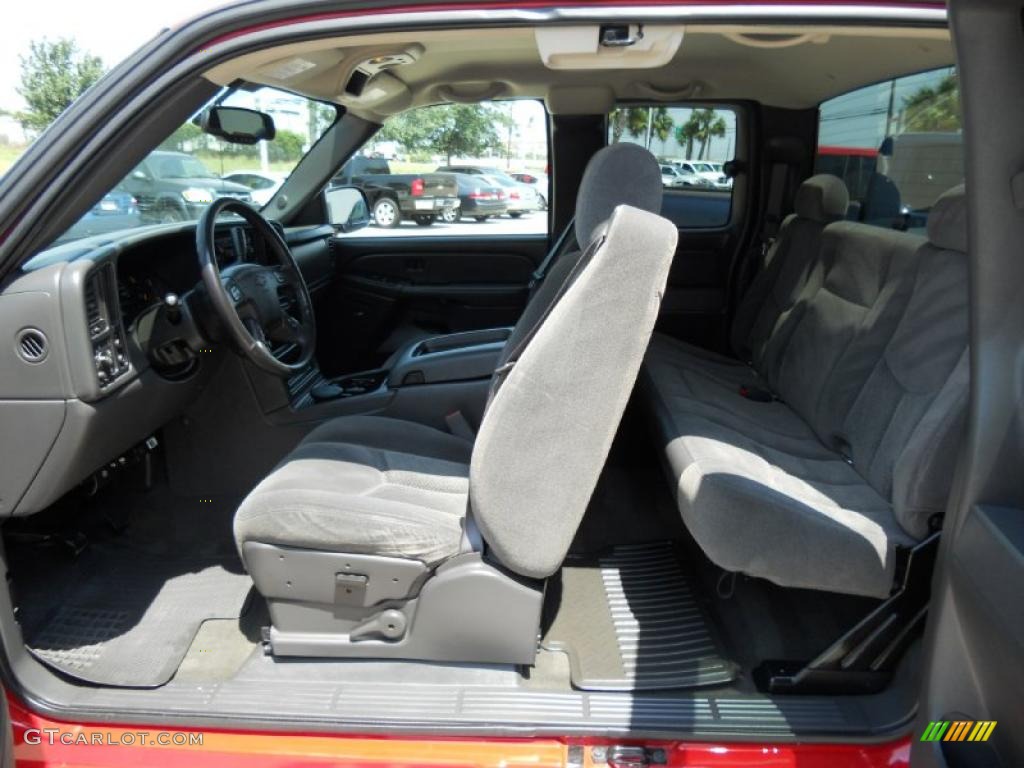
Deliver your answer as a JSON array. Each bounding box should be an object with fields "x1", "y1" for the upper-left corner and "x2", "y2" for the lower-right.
[{"x1": 388, "y1": 327, "x2": 511, "y2": 387}]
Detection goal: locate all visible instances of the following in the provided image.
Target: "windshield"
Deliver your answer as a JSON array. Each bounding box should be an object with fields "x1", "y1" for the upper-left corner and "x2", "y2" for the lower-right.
[
  {"x1": 42, "y1": 85, "x2": 337, "y2": 251},
  {"x1": 148, "y1": 155, "x2": 218, "y2": 180}
]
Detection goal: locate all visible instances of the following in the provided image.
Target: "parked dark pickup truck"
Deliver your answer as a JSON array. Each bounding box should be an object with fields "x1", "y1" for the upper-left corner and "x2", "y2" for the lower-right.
[{"x1": 332, "y1": 156, "x2": 459, "y2": 228}]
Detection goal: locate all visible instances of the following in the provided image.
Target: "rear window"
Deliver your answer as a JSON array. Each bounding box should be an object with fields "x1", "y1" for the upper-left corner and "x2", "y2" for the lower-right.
[
  {"x1": 607, "y1": 105, "x2": 738, "y2": 229},
  {"x1": 816, "y1": 66, "x2": 962, "y2": 233}
]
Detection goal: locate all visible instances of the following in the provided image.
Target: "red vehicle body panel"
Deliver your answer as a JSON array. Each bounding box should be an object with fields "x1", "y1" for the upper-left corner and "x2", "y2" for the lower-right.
[
  {"x1": 818, "y1": 146, "x2": 881, "y2": 157},
  {"x1": 10, "y1": 693, "x2": 910, "y2": 768}
]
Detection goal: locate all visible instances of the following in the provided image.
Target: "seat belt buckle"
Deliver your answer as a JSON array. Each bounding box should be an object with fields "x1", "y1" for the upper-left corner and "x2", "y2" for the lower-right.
[{"x1": 739, "y1": 384, "x2": 774, "y2": 403}]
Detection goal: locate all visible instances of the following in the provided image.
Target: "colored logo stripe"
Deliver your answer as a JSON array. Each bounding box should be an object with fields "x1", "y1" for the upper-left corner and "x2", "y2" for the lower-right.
[
  {"x1": 968, "y1": 722, "x2": 997, "y2": 742},
  {"x1": 921, "y1": 721, "x2": 950, "y2": 742},
  {"x1": 921, "y1": 721, "x2": 996, "y2": 742}
]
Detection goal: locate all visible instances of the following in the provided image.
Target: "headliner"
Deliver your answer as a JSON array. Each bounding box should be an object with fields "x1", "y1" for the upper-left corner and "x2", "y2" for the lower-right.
[{"x1": 205, "y1": 22, "x2": 953, "y2": 121}]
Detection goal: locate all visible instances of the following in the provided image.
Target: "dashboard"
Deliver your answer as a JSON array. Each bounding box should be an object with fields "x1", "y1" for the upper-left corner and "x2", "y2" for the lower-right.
[
  {"x1": 117, "y1": 224, "x2": 264, "y2": 327},
  {"x1": 0, "y1": 219, "x2": 335, "y2": 519}
]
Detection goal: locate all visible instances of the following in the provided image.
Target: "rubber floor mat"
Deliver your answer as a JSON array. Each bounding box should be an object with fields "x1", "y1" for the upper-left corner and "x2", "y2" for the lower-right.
[
  {"x1": 542, "y1": 543, "x2": 736, "y2": 691},
  {"x1": 21, "y1": 554, "x2": 253, "y2": 688}
]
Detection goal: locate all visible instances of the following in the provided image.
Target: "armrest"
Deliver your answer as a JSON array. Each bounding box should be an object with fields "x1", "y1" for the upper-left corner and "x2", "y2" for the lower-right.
[
  {"x1": 413, "y1": 327, "x2": 513, "y2": 355},
  {"x1": 388, "y1": 328, "x2": 511, "y2": 388}
]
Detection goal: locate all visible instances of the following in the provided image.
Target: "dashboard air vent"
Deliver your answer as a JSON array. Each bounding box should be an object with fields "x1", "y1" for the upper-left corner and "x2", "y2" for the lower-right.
[
  {"x1": 84, "y1": 273, "x2": 107, "y2": 338},
  {"x1": 16, "y1": 328, "x2": 48, "y2": 363}
]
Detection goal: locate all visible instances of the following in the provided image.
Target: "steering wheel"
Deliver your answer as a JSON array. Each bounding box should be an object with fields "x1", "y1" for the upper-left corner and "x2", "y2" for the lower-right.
[{"x1": 197, "y1": 198, "x2": 316, "y2": 377}]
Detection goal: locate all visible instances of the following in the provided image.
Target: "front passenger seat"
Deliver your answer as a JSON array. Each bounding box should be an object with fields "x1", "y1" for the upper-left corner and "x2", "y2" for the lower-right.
[{"x1": 233, "y1": 143, "x2": 677, "y2": 662}]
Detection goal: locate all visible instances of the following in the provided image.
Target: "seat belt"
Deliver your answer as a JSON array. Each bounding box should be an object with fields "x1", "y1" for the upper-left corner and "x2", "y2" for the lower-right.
[
  {"x1": 490, "y1": 234, "x2": 605, "y2": 400},
  {"x1": 760, "y1": 159, "x2": 791, "y2": 251},
  {"x1": 732, "y1": 159, "x2": 793, "y2": 312},
  {"x1": 529, "y1": 216, "x2": 577, "y2": 294},
  {"x1": 442, "y1": 218, "x2": 583, "y2": 441},
  {"x1": 444, "y1": 410, "x2": 477, "y2": 441}
]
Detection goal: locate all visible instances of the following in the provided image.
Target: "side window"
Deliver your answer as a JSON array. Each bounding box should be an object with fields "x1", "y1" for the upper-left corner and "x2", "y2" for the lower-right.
[
  {"x1": 607, "y1": 105, "x2": 738, "y2": 229},
  {"x1": 333, "y1": 100, "x2": 549, "y2": 236},
  {"x1": 816, "y1": 66, "x2": 962, "y2": 233}
]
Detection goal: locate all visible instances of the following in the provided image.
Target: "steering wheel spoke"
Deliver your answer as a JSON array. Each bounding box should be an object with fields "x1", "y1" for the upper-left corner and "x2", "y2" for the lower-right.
[
  {"x1": 222, "y1": 277, "x2": 246, "y2": 306},
  {"x1": 266, "y1": 314, "x2": 305, "y2": 345},
  {"x1": 197, "y1": 198, "x2": 317, "y2": 377}
]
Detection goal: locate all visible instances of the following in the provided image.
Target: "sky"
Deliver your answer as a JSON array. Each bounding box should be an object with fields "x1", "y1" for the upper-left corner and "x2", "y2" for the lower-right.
[{"x1": 0, "y1": 1, "x2": 234, "y2": 111}]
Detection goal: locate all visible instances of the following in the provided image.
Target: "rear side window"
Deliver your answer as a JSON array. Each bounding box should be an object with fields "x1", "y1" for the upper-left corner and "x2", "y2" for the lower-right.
[
  {"x1": 816, "y1": 66, "x2": 962, "y2": 233},
  {"x1": 607, "y1": 105, "x2": 738, "y2": 229}
]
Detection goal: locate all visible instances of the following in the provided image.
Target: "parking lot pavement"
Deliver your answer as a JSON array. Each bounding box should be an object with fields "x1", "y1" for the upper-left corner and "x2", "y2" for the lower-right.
[{"x1": 338, "y1": 210, "x2": 548, "y2": 238}]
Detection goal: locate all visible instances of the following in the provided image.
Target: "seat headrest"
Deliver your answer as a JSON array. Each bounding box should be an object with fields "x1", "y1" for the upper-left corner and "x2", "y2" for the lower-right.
[
  {"x1": 926, "y1": 184, "x2": 967, "y2": 252},
  {"x1": 576, "y1": 143, "x2": 663, "y2": 248},
  {"x1": 794, "y1": 174, "x2": 850, "y2": 222}
]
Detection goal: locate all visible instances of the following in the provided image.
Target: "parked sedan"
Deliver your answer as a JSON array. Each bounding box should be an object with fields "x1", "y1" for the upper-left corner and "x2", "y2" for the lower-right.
[
  {"x1": 481, "y1": 174, "x2": 539, "y2": 216},
  {"x1": 510, "y1": 171, "x2": 549, "y2": 209},
  {"x1": 221, "y1": 170, "x2": 286, "y2": 205},
  {"x1": 441, "y1": 173, "x2": 509, "y2": 222},
  {"x1": 436, "y1": 165, "x2": 539, "y2": 217}
]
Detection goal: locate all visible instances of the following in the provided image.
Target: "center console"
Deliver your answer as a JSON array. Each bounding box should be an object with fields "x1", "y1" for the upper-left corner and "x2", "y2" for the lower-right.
[
  {"x1": 386, "y1": 327, "x2": 511, "y2": 388},
  {"x1": 253, "y1": 327, "x2": 514, "y2": 428}
]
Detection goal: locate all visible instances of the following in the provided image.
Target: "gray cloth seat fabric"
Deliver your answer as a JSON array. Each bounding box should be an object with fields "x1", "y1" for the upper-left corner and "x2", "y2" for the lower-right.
[
  {"x1": 647, "y1": 174, "x2": 849, "y2": 395},
  {"x1": 642, "y1": 184, "x2": 969, "y2": 598},
  {"x1": 234, "y1": 415, "x2": 473, "y2": 565},
  {"x1": 235, "y1": 143, "x2": 676, "y2": 581}
]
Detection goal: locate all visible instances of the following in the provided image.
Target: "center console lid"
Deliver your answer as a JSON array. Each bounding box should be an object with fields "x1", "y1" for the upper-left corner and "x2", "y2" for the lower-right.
[{"x1": 388, "y1": 327, "x2": 512, "y2": 388}]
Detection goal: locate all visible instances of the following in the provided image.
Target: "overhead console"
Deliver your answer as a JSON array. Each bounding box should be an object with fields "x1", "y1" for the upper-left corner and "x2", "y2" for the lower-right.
[{"x1": 535, "y1": 24, "x2": 686, "y2": 69}]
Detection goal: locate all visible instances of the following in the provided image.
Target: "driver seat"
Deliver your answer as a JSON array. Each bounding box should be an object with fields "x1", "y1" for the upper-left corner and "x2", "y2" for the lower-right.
[{"x1": 233, "y1": 143, "x2": 677, "y2": 661}]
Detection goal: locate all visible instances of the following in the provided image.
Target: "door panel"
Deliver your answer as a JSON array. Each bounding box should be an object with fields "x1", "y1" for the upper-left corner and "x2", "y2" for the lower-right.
[
  {"x1": 321, "y1": 234, "x2": 547, "y2": 375},
  {"x1": 656, "y1": 231, "x2": 735, "y2": 352}
]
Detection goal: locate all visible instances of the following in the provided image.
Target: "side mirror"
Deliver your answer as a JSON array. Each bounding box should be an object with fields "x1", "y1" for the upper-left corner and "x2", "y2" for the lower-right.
[
  {"x1": 326, "y1": 186, "x2": 371, "y2": 233},
  {"x1": 722, "y1": 159, "x2": 745, "y2": 178},
  {"x1": 198, "y1": 106, "x2": 276, "y2": 145},
  {"x1": 131, "y1": 169, "x2": 149, "y2": 181}
]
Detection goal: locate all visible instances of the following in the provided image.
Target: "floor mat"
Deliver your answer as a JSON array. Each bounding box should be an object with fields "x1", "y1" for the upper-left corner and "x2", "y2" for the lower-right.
[
  {"x1": 21, "y1": 553, "x2": 253, "y2": 688},
  {"x1": 542, "y1": 543, "x2": 736, "y2": 691}
]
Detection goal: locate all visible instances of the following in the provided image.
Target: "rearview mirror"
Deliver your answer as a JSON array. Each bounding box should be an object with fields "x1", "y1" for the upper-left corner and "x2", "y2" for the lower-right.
[
  {"x1": 198, "y1": 106, "x2": 276, "y2": 145},
  {"x1": 326, "y1": 186, "x2": 371, "y2": 233}
]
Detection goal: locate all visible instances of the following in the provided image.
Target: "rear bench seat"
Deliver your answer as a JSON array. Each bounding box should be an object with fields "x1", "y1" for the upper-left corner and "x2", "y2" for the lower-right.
[{"x1": 642, "y1": 182, "x2": 969, "y2": 599}]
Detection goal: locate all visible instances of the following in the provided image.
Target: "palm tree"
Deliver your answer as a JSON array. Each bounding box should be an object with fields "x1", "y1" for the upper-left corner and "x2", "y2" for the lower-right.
[
  {"x1": 610, "y1": 107, "x2": 674, "y2": 151},
  {"x1": 675, "y1": 118, "x2": 700, "y2": 157},
  {"x1": 609, "y1": 107, "x2": 650, "y2": 143},
  {"x1": 648, "y1": 107, "x2": 674, "y2": 150},
  {"x1": 675, "y1": 109, "x2": 727, "y2": 159},
  {"x1": 699, "y1": 115, "x2": 728, "y2": 159}
]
